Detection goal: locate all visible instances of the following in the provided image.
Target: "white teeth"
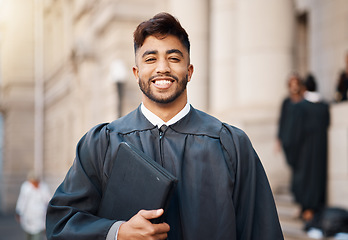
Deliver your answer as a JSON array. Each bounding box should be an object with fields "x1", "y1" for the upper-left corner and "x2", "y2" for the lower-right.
[{"x1": 155, "y1": 80, "x2": 171, "y2": 85}]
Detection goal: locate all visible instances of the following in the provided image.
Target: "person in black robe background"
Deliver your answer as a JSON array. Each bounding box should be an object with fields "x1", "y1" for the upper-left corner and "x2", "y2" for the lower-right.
[
  {"x1": 46, "y1": 12, "x2": 283, "y2": 240},
  {"x1": 336, "y1": 71, "x2": 348, "y2": 102},
  {"x1": 335, "y1": 52, "x2": 348, "y2": 102},
  {"x1": 277, "y1": 73, "x2": 305, "y2": 197},
  {"x1": 292, "y1": 74, "x2": 330, "y2": 222}
]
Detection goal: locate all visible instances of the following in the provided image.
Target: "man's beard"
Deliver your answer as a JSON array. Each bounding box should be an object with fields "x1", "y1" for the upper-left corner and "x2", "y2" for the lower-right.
[{"x1": 138, "y1": 74, "x2": 188, "y2": 104}]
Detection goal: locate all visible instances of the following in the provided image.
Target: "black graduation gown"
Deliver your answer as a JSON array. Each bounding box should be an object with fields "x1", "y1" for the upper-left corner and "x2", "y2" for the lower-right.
[
  {"x1": 277, "y1": 97, "x2": 304, "y2": 169},
  {"x1": 46, "y1": 105, "x2": 283, "y2": 240},
  {"x1": 292, "y1": 100, "x2": 330, "y2": 211},
  {"x1": 337, "y1": 72, "x2": 348, "y2": 101}
]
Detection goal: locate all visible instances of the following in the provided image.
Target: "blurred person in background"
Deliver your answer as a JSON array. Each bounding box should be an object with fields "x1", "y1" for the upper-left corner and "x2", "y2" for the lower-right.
[
  {"x1": 292, "y1": 73, "x2": 330, "y2": 222},
  {"x1": 16, "y1": 171, "x2": 51, "y2": 240},
  {"x1": 276, "y1": 72, "x2": 305, "y2": 198},
  {"x1": 335, "y1": 52, "x2": 348, "y2": 102}
]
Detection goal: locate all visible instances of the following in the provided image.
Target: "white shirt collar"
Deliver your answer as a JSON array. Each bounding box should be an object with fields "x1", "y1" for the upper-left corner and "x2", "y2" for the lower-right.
[
  {"x1": 141, "y1": 102, "x2": 191, "y2": 128},
  {"x1": 304, "y1": 91, "x2": 321, "y2": 103}
]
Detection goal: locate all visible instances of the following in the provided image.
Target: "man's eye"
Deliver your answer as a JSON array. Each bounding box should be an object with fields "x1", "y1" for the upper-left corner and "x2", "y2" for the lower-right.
[
  {"x1": 169, "y1": 57, "x2": 180, "y2": 62},
  {"x1": 145, "y1": 58, "x2": 156, "y2": 62}
]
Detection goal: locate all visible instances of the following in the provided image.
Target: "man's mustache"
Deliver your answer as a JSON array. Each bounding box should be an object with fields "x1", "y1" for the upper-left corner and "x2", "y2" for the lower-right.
[{"x1": 149, "y1": 74, "x2": 179, "y2": 82}]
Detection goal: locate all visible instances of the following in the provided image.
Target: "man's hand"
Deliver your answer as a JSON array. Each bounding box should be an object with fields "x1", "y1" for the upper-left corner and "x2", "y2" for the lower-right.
[{"x1": 117, "y1": 209, "x2": 170, "y2": 240}]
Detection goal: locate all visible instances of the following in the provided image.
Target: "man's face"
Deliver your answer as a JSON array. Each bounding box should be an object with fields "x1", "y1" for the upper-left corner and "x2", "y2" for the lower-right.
[
  {"x1": 289, "y1": 77, "x2": 301, "y2": 94},
  {"x1": 133, "y1": 35, "x2": 193, "y2": 105}
]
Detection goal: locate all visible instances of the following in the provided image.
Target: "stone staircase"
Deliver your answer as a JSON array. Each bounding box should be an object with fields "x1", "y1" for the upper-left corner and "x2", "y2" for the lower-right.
[
  {"x1": 275, "y1": 191, "x2": 313, "y2": 240},
  {"x1": 274, "y1": 189, "x2": 337, "y2": 240}
]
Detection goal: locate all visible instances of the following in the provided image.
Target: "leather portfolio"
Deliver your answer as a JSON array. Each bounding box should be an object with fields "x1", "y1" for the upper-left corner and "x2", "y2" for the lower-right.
[{"x1": 97, "y1": 142, "x2": 178, "y2": 223}]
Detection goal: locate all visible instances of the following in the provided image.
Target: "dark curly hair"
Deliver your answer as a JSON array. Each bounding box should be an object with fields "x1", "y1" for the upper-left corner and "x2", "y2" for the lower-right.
[
  {"x1": 133, "y1": 12, "x2": 190, "y2": 55},
  {"x1": 305, "y1": 73, "x2": 317, "y2": 92}
]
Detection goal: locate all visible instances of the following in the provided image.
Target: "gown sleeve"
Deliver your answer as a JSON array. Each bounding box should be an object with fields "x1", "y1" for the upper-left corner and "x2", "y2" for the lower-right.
[
  {"x1": 277, "y1": 98, "x2": 288, "y2": 141},
  {"x1": 221, "y1": 124, "x2": 284, "y2": 240},
  {"x1": 46, "y1": 123, "x2": 117, "y2": 240}
]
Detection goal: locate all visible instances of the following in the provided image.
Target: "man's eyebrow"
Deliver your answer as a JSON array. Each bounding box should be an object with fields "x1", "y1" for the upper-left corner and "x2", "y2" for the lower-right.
[
  {"x1": 142, "y1": 50, "x2": 158, "y2": 58},
  {"x1": 141, "y1": 49, "x2": 184, "y2": 58},
  {"x1": 167, "y1": 49, "x2": 184, "y2": 57}
]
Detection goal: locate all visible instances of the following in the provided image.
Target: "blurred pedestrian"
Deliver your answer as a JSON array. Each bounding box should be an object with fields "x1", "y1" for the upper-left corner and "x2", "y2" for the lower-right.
[
  {"x1": 335, "y1": 52, "x2": 348, "y2": 102},
  {"x1": 293, "y1": 73, "x2": 330, "y2": 222},
  {"x1": 16, "y1": 171, "x2": 51, "y2": 240},
  {"x1": 276, "y1": 72, "x2": 304, "y2": 179}
]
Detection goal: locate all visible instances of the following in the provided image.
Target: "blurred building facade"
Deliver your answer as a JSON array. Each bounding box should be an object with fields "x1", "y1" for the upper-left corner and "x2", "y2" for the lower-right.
[{"x1": 0, "y1": 0, "x2": 347, "y2": 213}]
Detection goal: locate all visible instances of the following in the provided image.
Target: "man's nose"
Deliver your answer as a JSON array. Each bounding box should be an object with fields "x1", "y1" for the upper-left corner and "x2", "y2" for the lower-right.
[{"x1": 156, "y1": 59, "x2": 170, "y2": 74}]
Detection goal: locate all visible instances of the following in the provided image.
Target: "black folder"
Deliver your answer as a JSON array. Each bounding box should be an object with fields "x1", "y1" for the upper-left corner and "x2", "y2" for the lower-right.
[{"x1": 98, "y1": 142, "x2": 178, "y2": 223}]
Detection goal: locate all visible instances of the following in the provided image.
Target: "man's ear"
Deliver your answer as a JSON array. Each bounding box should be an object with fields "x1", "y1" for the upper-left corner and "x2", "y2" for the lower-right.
[
  {"x1": 133, "y1": 66, "x2": 139, "y2": 83},
  {"x1": 187, "y1": 64, "x2": 194, "y2": 82}
]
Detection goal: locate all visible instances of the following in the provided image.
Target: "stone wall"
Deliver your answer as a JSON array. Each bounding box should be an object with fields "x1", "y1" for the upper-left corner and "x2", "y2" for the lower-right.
[
  {"x1": 328, "y1": 102, "x2": 348, "y2": 209},
  {"x1": 0, "y1": 0, "x2": 35, "y2": 212}
]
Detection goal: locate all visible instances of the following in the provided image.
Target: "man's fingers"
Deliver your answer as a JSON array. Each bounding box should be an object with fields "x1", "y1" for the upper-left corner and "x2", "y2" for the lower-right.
[
  {"x1": 154, "y1": 222, "x2": 170, "y2": 234},
  {"x1": 118, "y1": 210, "x2": 170, "y2": 240},
  {"x1": 139, "y1": 209, "x2": 164, "y2": 220},
  {"x1": 156, "y1": 232, "x2": 169, "y2": 240}
]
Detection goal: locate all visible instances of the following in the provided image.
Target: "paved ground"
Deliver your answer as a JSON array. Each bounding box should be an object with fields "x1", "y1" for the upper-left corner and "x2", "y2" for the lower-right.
[{"x1": 0, "y1": 212, "x2": 26, "y2": 240}]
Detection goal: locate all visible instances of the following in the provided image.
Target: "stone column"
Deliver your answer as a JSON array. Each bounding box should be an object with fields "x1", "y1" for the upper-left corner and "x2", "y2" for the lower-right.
[
  {"x1": 309, "y1": 0, "x2": 348, "y2": 101},
  {"x1": 239, "y1": 0, "x2": 295, "y2": 191},
  {"x1": 169, "y1": 0, "x2": 209, "y2": 111},
  {"x1": 210, "y1": 0, "x2": 294, "y2": 112},
  {"x1": 210, "y1": 0, "x2": 295, "y2": 191},
  {"x1": 328, "y1": 103, "x2": 348, "y2": 209},
  {"x1": 237, "y1": 0, "x2": 294, "y2": 109},
  {"x1": 210, "y1": 0, "x2": 238, "y2": 113}
]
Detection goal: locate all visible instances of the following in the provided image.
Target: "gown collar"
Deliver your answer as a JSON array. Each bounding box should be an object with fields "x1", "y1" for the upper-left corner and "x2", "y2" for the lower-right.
[
  {"x1": 108, "y1": 104, "x2": 222, "y2": 138},
  {"x1": 140, "y1": 102, "x2": 191, "y2": 128}
]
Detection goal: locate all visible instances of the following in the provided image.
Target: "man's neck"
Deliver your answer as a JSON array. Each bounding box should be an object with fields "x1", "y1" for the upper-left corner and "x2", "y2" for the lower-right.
[
  {"x1": 290, "y1": 93, "x2": 303, "y2": 103},
  {"x1": 142, "y1": 96, "x2": 187, "y2": 122}
]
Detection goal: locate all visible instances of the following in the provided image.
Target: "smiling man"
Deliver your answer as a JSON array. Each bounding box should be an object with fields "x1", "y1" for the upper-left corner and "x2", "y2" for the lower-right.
[
  {"x1": 46, "y1": 12, "x2": 284, "y2": 240},
  {"x1": 134, "y1": 34, "x2": 193, "y2": 121}
]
